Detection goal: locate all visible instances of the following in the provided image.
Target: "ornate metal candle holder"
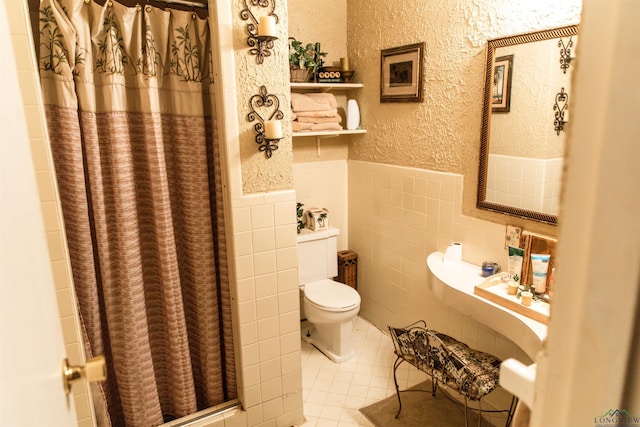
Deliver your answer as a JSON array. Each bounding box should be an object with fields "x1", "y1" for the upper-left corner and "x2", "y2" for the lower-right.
[
  {"x1": 553, "y1": 87, "x2": 569, "y2": 135},
  {"x1": 240, "y1": 0, "x2": 279, "y2": 64},
  {"x1": 558, "y1": 36, "x2": 574, "y2": 74},
  {"x1": 248, "y1": 86, "x2": 284, "y2": 158}
]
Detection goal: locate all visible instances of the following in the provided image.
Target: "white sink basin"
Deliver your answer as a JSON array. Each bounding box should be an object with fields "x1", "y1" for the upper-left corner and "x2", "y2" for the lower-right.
[{"x1": 426, "y1": 251, "x2": 547, "y2": 360}]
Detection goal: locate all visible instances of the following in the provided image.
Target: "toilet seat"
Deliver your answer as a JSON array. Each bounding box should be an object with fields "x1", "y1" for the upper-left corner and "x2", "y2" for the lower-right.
[{"x1": 304, "y1": 279, "x2": 361, "y2": 312}]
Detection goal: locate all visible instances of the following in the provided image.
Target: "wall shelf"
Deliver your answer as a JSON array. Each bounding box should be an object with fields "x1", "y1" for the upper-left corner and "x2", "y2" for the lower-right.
[
  {"x1": 292, "y1": 129, "x2": 366, "y2": 138},
  {"x1": 291, "y1": 82, "x2": 365, "y2": 154},
  {"x1": 290, "y1": 82, "x2": 363, "y2": 92}
]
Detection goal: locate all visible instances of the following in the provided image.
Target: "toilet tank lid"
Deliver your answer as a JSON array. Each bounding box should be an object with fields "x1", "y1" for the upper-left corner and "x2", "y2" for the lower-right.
[{"x1": 296, "y1": 227, "x2": 339, "y2": 243}]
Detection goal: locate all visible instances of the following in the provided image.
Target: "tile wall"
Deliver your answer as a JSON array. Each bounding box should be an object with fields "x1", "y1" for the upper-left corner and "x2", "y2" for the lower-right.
[
  {"x1": 487, "y1": 154, "x2": 563, "y2": 215},
  {"x1": 231, "y1": 191, "x2": 304, "y2": 426},
  {"x1": 348, "y1": 160, "x2": 533, "y2": 410}
]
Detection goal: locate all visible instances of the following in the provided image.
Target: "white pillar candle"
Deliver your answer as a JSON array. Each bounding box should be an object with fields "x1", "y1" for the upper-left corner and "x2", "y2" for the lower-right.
[
  {"x1": 258, "y1": 16, "x2": 277, "y2": 37},
  {"x1": 264, "y1": 119, "x2": 283, "y2": 139}
]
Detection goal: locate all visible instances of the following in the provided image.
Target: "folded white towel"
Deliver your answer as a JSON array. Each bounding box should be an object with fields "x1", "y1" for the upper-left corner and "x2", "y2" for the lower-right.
[
  {"x1": 310, "y1": 122, "x2": 343, "y2": 131},
  {"x1": 292, "y1": 121, "x2": 343, "y2": 132},
  {"x1": 294, "y1": 109, "x2": 338, "y2": 118},
  {"x1": 291, "y1": 92, "x2": 338, "y2": 112},
  {"x1": 292, "y1": 121, "x2": 314, "y2": 132},
  {"x1": 296, "y1": 115, "x2": 342, "y2": 124}
]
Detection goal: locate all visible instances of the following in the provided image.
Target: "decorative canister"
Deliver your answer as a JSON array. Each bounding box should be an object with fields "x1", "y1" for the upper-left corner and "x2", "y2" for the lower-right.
[{"x1": 346, "y1": 99, "x2": 360, "y2": 130}]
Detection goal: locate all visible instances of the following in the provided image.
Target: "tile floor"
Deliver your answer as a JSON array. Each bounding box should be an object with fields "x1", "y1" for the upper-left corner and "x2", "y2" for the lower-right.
[
  {"x1": 299, "y1": 316, "x2": 508, "y2": 427},
  {"x1": 299, "y1": 316, "x2": 429, "y2": 426}
]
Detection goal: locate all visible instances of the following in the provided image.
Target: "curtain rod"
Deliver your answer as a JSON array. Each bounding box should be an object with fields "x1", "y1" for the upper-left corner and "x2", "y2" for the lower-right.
[
  {"x1": 152, "y1": 0, "x2": 207, "y2": 8},
  {"x1": 92, "y1": 0, "x2": 208, "y2": 8}
]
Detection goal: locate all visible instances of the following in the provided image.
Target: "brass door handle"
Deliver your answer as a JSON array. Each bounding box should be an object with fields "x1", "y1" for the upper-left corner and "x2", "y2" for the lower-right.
[{"x1": 62, "y1": 355, "x2": 107, "y2": 395}]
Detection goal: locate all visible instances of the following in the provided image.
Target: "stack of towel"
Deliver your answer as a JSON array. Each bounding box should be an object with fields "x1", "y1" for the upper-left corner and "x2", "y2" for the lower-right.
[{"x1": 291, "y1": 92, "x2": 343, "y2": 132}]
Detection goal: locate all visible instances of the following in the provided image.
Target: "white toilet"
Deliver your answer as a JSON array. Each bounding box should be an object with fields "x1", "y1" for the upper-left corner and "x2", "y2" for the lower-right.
[{"x1": 297, "y1": 227, "x2": 361, "y2": 363}]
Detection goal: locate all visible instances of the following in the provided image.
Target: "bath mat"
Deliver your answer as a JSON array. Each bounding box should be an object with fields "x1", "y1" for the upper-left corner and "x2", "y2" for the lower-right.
[{"x1": 359, "y1": 380, "x2": 497, "y2": 427}]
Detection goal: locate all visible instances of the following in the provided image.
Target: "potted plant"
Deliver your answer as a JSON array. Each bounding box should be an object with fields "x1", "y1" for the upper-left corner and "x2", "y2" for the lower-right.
[
  {"x1": 289, "y1": 38, "x2": 327, "y2": 82},
  {"x1": 296, "y1": 202, "x2": 305, "y2": 234}
]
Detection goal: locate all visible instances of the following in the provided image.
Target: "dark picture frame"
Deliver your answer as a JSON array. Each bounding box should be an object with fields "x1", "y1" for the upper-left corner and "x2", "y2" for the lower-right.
[
  {"x1": 491, "y1": 54, "x2": 513, "y2": 113},
  {"x1": 380, "y1": 42, "x2": 425, "y2": 102}
]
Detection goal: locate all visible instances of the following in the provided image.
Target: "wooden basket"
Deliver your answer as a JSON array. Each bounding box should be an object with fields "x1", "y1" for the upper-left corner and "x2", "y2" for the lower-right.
[
  {"x1": 335, "y1": 250, "x2": 358, "y2": 289},
  {"x1": 290, "y1": 68, "x2": 311, "y2": 83}
]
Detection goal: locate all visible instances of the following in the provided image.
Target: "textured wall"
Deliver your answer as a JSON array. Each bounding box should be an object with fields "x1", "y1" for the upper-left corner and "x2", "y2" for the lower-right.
[
  {"x1": 346, "y1": 0, "x2": 581, "y2": 234},
  {"x1": 288, "y1": 0, "x2": 347, "y2": 68},
  {"x1": 235, "y1": 0, "x2": 294, "y2": 194},
  {"x1": 288, "y1": 0, "x2": 350, "y2": 162}
]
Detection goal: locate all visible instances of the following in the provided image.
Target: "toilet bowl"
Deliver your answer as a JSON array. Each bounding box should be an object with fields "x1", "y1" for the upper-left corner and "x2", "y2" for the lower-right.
[
  {"x1": 301, "y1": 279, "x2": 361, "y2": 362},
  {"x1": 297, "y1": 227, "x2": 361, "y2": 363}
]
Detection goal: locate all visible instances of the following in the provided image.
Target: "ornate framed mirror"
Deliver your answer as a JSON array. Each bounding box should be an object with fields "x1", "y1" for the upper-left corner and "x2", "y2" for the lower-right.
[{"x1": 477, "y1": 25, "x2": 579, "y2": 225}]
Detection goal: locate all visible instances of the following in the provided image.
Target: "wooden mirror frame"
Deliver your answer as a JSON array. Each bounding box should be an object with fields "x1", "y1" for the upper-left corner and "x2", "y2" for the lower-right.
[{"x1": 477, "y1": 25, "x2": 579, "y2": 225}]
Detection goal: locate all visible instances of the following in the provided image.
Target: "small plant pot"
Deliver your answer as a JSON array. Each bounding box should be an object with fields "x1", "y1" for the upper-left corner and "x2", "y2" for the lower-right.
[
  {"x1": 521, "y1": 291, "x2": 533, "y2": 306},
  {"x1": 290, "y1": 68, "x2": 311, "y2": 83},
  {"x1": 507, "y1": 281, "x2": 519, "y2": 295}
]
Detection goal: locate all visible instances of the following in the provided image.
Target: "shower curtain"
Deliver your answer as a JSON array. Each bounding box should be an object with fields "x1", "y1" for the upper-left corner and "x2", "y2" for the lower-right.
[{"x1": 37, "y1": 1, "x2": 236, "y2": 425}]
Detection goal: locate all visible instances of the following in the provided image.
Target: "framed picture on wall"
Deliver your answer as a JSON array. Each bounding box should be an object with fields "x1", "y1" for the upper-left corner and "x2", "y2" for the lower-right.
[
  {"x1": 492, "y1": 54, "x2": 513, "y2": 113},
  {"x1": 380, "y1": 42, "x2": 425, "y2": 102}
]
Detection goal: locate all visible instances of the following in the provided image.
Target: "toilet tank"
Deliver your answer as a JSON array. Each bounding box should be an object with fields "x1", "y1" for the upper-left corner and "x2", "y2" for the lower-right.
[{"x1": 296, "y1": 227, "x2": 339, "y2": 285}]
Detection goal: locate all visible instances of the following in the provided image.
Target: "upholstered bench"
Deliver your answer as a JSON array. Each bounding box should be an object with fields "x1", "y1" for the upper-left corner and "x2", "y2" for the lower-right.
[{"x1": 388, "y1": 320, "x2": 516, "y2": 427}]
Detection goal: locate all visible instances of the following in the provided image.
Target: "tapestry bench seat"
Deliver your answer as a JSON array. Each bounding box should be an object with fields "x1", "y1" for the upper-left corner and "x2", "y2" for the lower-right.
[{"x1": 388, "y1": 320, "x2": 515, "y2": 426}]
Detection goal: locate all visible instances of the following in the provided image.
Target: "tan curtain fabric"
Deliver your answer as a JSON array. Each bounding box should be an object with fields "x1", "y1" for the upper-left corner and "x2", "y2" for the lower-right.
[{"x1": 37, "y1": 1, "x2": 236, "y2": 425}]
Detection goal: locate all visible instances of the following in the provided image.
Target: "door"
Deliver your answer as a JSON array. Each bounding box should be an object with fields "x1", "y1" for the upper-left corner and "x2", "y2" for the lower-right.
[{"x1": 0, "y1": 3, "x2": 77, "y2": 424}]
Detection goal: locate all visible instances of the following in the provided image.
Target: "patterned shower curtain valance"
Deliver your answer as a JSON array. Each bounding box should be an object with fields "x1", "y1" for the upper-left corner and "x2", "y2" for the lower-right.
[{"x1": 39, "y1": 0, "x2": 213, "y2": 114}]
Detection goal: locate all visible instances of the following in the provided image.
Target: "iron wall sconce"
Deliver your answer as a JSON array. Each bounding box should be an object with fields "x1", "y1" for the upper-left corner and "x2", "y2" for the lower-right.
[
  {"x1": 248, "y1": 86, "x2": 284, "y2": 158},
  {"x1": 558, "y1": 36, "x2": 574, "y2": 74},
  {"x1": 240, "y1": 0, "x2": 279, "y2": 64},
  {"x1": 553, "y1": 87, "x2": 569, "y2": 135}
]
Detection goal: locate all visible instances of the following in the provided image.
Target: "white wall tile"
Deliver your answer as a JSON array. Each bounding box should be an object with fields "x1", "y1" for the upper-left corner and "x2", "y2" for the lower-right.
[
  {"x1": 273, "y1": 201, "x2": 296, "y2": 226},
  {"x1": 277, "y1": 289, "x2": 299, "y2": 314},
  {"x1": 251, "y1": 204, "x2": 275, "y2": 229},
  {"x1": 235, "y1": 254, "x2": 255, "y2": 280},
  {"x1": 254, "y1": 273, "x2": 277, "y2": 299},
  {"x1": 260, "y1": 378, "x2": 283, "y2": 402},
  {"x1": 233, "y1": 207, "x2": 252, "y2": 232},
  {"x1": 237, "y1": 278, "x2": 256, "y2": 303},
  {"x1": 234, "y1": 231, "x2": 253, "y2": 256},
  {"x1": 276, "y1": 268, "x2": 298, "y2": 293},
  {"x1": 256, "y1": 296, "x2": 278, "y2": 320},
  {"x1": 258, "y1": 337, "x2": 280, "y2": 362},
  {"x1": 238, "y1": 301, "x2": 257, "y2": 325},
  {"x1": 349, "y1": 160, "x2": 534, "y2": 360},
  {"x1": 257, "y1": 316, "x2": 279, "y2": 341},
  {"x1": 279, "y1": 311, "x2": 301, "y2": 335},
  {"x1": 253, "y1": 251, "x2": 276, "y2": 276},
  {"x1": 275, "y1": 225, "x2": 296, "y2": 249},
  {"x1": 276, "y1": 246, "x2": 298, "y2": 271},
  {"x1": 261, "y1": 397, "x2": 284, "y2": 422},
  {"x1": 252, "y1": 228, "x2": 275, "y2": 253},
  {"x1": 259, "y1": 358, "x2": 282, "y2": 382},
  {"x1": 279, "y1": 331, "x2": 301, "y2": 355}
]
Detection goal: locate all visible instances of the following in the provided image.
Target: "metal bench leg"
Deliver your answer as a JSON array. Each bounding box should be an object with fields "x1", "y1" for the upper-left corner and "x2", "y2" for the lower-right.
[
  {"x1": 464, "y1": 395, "x2": 469, "y2": 427},
  {"x1": 392, "y1": 356, "x2": 404, "y2": 419},
  {"x1": 505, "y1": 396, "x2": 518, "y2": 427}
]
